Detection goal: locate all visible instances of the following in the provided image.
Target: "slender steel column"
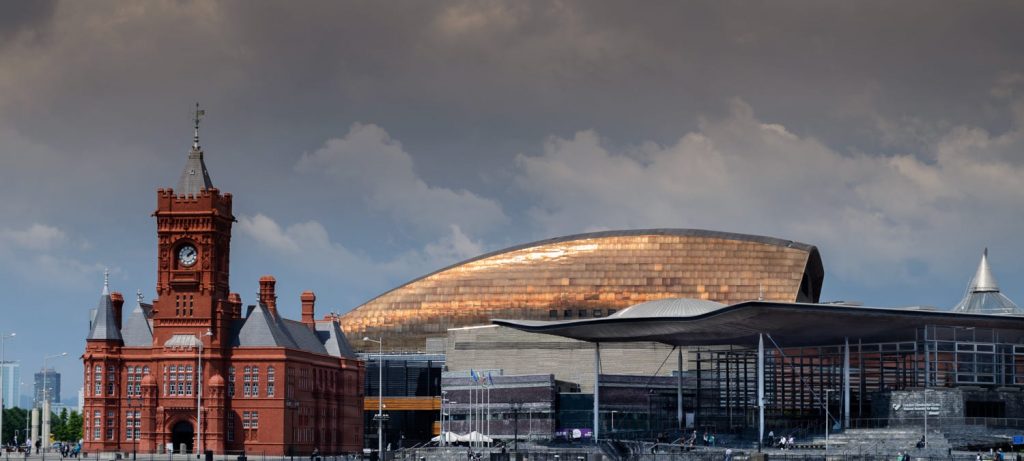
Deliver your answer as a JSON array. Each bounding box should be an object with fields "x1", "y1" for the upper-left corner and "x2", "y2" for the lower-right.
[
  {"x1": 677, "y1": 348, "x2": 684, "y2": 430},
  {"x1": 757, "y1": 334, "x2": 764, "y2": 450},
  {"x1": 843, "y1": 337, "x2": 851, "y2": 429},
  {"x1": 593, "y1": 343, "x2": 601, "y2": 443}
]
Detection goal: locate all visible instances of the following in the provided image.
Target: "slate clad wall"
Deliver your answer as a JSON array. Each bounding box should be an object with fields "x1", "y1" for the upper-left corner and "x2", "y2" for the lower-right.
[{"x1": 446, "y1": 325, "x2": 684, "y2": 393}]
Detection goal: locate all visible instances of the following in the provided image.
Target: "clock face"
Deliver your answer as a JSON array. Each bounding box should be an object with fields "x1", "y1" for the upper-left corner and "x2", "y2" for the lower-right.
[{"x1": 178, "y1": 245, "x2": 198, "y2": 267}]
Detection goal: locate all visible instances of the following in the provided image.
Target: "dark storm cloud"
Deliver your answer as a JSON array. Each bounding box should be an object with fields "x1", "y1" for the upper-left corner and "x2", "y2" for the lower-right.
[
  {"x1": 0, "y1": 0, "x2": 56, "y2": 44},
  {"x1": 2, "y1": 0, "x2": 1024, "y2": 398}
]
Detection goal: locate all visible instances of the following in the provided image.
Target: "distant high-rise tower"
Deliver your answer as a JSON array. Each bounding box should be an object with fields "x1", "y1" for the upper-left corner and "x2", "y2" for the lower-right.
[
  {"x1": 0, "y1": 361, "x2": 20, "y2": 408},
  {"x1": 33, "y1": 368, "x2": 60, "y2": 407}
]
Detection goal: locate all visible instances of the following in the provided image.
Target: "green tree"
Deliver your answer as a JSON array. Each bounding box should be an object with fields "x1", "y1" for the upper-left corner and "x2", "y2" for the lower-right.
[
  {"x1": 50, "y1": 408, "x2": 70, "y2": 442},
  {"x1": 64, "y1": 411, "x2": 83, "y2": 442},
  {"x1": 2, "y1": 407, "x2": 28, "y2": 446}
]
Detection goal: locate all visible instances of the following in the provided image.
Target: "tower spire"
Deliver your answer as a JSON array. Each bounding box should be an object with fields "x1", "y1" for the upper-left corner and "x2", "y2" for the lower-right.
[
  {"x1": 193, "y1": 102, "x2": 205, "y2": 150},
  {"x1": 103, "y1": 268, "x2": 110, "y2": 295},
  {"x1": 176, "y1": 103, "x2": 214, "y2": 196}
]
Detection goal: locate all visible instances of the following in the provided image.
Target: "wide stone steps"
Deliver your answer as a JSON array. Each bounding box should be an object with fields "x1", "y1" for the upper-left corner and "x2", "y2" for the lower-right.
[{"x1": 809, "y1": 428, "x2": 952, "y2": 454}]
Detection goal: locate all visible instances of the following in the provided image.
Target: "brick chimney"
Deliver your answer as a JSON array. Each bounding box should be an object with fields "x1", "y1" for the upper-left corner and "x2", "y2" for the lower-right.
[
  {"x1": 110, "y1": 291, "x2": 124, "y2": 330},
  {"x1": 258, "y1": 276, "x2": 277, "y2": 314},
  {"x1": 301, "y1": 291, "x2": 316, "y2": 329},
  {"x1": 228, "y1": 292, "x2": 242, "y2": 318}
]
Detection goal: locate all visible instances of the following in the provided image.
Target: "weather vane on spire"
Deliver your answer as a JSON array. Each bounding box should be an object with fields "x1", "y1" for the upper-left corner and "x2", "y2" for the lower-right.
[{"x1": 192, "y1": 102, "x2": 206, "y2": 150}]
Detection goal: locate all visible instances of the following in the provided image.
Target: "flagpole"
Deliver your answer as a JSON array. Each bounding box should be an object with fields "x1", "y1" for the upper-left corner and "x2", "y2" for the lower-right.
[
  {"x1": 469, "y1": 373, "x2": 474, "y2": 449},
  {"x1": 486, "y1": 383, "x2": 491, "y2": 447}
]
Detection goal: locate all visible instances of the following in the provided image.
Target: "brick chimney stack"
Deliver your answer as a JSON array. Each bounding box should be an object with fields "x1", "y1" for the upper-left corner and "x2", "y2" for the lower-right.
[
  {"x1": 258, "y1": 276, "x2": 277, "y2": 314},
  {"x1": 301, "y1": 291, "x2": 316, "y2": 329},
  {"x1": 228, "y1": 292, "x2": 242, "y2": 318},
  {"x1": 110, "y1": 291, "x2": 125, "y2": 330}
]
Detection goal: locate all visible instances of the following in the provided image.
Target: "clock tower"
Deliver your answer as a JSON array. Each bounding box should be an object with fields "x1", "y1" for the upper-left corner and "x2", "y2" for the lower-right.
[{"x1": 151, "y1": 106, "x2": 236, "y2": 345}]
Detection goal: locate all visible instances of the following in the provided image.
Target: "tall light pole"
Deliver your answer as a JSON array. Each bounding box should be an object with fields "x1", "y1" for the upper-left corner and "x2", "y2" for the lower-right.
[
  {"x1": 0, "y1": 332, "x2": 15, "y2": 448},
  {"x1": 21, "y1": 381, "x2": 28, "y2": 451},
  {"x1": 197, "y1": 329, "x2": 213, "y2": 457},
  {"x1": 42, "y1": 352, "x2": 68, "y2": 452},
  {"x1": 363, "y1": 337, "x2": 384, "y2": 460},
  {"x1": 127, "y1": 397, "x2": 139, "y2": 460}
]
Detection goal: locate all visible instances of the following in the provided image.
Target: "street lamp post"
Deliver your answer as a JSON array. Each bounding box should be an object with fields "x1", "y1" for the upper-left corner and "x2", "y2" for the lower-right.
[
  {"x1": 42, "y1": 352, "x2": 68, "y2": 452},
  {"x1": 196, "y1": 330, "x2": 213, "y2": 458},
  {"x1": 0, "y1": 332, "x2": 15, "y2": 448},
  {"x1": 363, "y1": 337, "x2": 384, "y2": 460},
  {"x1": 511, "y1": 402, "x2": 521, "y2": 453},
  {"x1": 127, "y1": 397, "x2": 139, "y2": 460},
  {"x1": 21, "y1": 382, "x2": 28, "y2": 451},
  {"x1": 610, "y1": 411, "x2": 618, "y2": 434},
  {"x1": 447, "y1": 401, "x2": 456, "y2": 447},
  {"x1": 287, "y1": 399, "x2": 298, "y2": 460}
]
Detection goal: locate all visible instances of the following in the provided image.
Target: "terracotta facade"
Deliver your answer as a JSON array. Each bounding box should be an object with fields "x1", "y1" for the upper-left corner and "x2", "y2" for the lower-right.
[{"x1": 83, "y1": 139, "x2": 364, "y2": 456}]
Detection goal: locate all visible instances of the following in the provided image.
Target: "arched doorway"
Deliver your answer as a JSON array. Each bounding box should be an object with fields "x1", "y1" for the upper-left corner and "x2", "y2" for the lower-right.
[{"x1": 171, "y1": 421, "x2": 195, "y2": 454}]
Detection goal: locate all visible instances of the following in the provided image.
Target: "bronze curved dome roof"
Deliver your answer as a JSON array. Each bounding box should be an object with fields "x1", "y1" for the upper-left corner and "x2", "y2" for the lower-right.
[{"x1": 339, "y1": 229, "x2": 824, "y2": 351}]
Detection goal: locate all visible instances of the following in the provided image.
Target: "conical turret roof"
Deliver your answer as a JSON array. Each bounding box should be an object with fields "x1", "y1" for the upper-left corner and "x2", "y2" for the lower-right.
[
  {"x1": 121, "y1": 289, "x2": 153, "y2": 347},
  {"x1": 969, "y1": 248, "x2": 999, "y2": 292},
  {"x1": 952, "y1": 249, "x2": 1022, "y2": 315},
  {"x1": 87, "y1": 271, "x2": 124, "y2": 342},
  {"x1": 176, "y1": 147, "x2": 213, "y2": 196}
]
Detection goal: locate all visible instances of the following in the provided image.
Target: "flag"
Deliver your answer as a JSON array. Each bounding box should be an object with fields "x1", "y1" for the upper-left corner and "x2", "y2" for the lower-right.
[
  {"x1": 487, "y1": 372, "x2": 494, "y2": 387},
  {"x1": 470, "y1": 369, "x2": 478, "y2": 383}
]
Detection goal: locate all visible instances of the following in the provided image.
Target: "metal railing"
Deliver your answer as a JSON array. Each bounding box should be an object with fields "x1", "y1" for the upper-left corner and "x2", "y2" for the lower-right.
[{"x1": 846, "y1": 417, "x2": 1024, "y2": 430}]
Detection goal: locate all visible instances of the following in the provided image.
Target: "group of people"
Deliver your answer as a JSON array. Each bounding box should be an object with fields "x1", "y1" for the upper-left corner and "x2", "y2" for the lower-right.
[
  {"x1": 766, "y1": 431, "x2": 795, "y2": 450},
  {"x1": 54, "y1": 441, "x2": 82, "y2": 458},
  {"x1": 681, "y1": 430, "x2": 719, "y2": 449}
]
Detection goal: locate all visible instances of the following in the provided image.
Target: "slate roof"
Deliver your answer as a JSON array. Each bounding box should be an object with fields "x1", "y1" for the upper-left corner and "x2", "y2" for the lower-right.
[
  {"x1": 230, "y1": 302, "x2": 356, "y2": 358},
  {"x1": 233, "y1": 302, "x2": 294, "y2": 348},
  {"x1": 176, "y1": 147, "x2": 213, "y2": 196},
  {"x1": 121, "y1": 300, "x2": 154, "y2": 347},
  {"x1": 86, "y1": 281, "x2": 123, "y2": 342},
  {"x1": 98, "y1": 287, "x2": 354, "y2": 357},
  {"x1": 316, "y1": 320, "x2": 358, "y2": 359}
]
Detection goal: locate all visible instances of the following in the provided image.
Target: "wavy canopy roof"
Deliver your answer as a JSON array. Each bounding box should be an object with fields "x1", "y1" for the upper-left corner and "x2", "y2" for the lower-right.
[
  {"x1": 494, "y1": 300, "x2": 1024, "y2": 347},
  {"x1": 339, "y1": 228, "x2": 824, "y2": 350}
]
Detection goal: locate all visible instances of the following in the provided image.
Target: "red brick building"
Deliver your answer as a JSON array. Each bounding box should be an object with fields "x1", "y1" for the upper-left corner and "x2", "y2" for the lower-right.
[{"x1": 82, "y1": 120, "x2": 364, "y2": 456}]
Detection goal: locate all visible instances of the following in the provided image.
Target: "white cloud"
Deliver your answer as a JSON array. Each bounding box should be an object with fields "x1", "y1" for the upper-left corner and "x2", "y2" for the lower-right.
[
  {"x1": 515, "y1": 99, "x2": 1024, "y2": 287},
  {"x1": 0, "y1": 223, "x2": 68, "y2": 251},
  {"x1": 237, "y1": 213, "x2": 487, "y2": 294},
  {"x1": 296, "y1": 123, "x2": 508, "y2": 236},
  {"x1": 423, "y1": 224, "x2": 484, "y2": 263},
  {"x1": 0, "y1": 223, "x2": 106, "y2": 288}
]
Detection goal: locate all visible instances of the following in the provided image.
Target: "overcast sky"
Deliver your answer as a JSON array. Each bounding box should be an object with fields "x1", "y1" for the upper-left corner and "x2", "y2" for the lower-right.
[{"x1": 2, "y1": 0, "x2": 1024, "y2": 403}]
